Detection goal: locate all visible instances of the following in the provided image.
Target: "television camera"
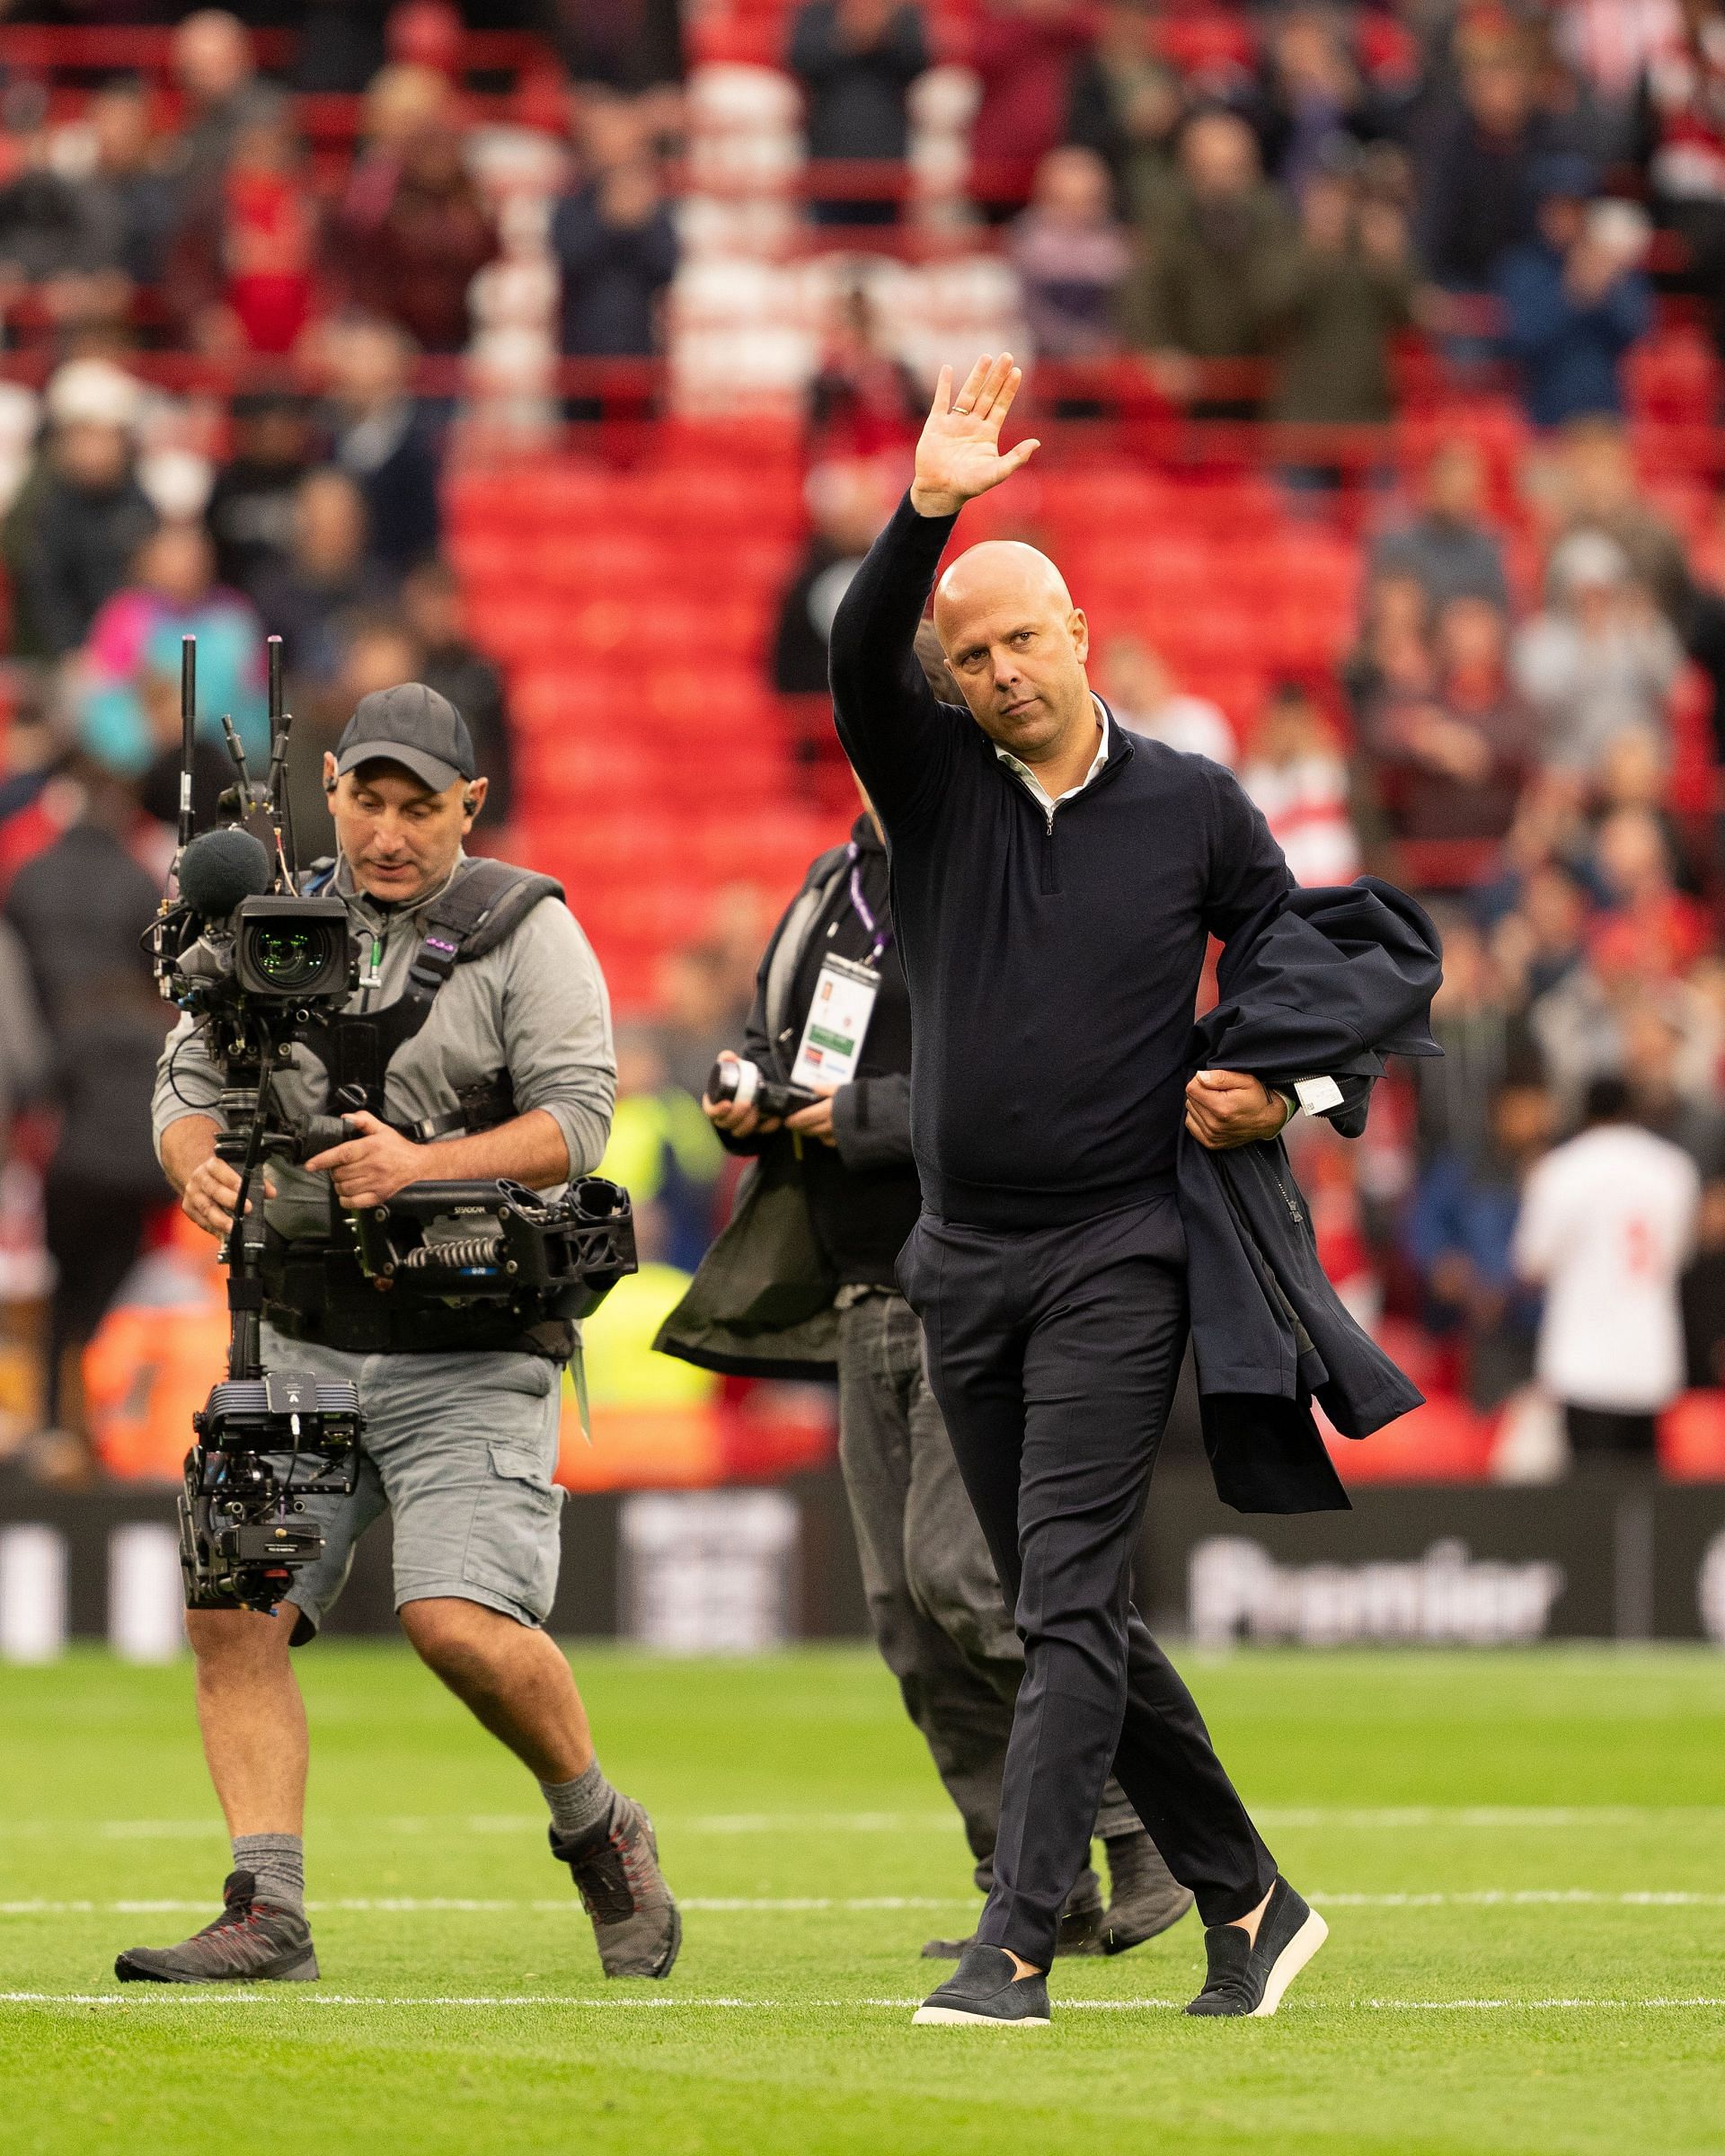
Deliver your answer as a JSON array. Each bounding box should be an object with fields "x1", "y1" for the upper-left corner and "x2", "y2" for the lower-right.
[{"x1": 150, "y1": 637, "x2": 635, "y2": 1615}]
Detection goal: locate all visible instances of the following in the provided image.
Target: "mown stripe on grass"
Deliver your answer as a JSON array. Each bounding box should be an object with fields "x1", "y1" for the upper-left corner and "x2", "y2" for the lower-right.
[
  {"x1": 4, "y1": 1804, "x2": 1725, "y2": 1841},
  {"x1": 4, "y1": 1993, "x2": 1725, "y2": 2013},
  {"x1": 5, "y1": 1889, "x2": 1724, "y2": 1917}
]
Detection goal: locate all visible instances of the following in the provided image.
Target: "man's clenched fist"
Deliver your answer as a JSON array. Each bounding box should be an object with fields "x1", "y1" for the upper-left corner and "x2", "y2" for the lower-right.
[
  {"x1": 304, "y1": 1109, "x2": 427, "y2": 1211},
  {"x1": 1183, "y1": 1069, "x2": 1292, "y2": 1152},
  {"x1": 181, "y1": 1153, "x2": 278, "y2": 1239}
]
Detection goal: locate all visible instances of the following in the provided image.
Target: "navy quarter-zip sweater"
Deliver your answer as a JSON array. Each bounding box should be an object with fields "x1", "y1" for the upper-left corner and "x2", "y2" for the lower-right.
[{"x1": 830, "y1": 491, "x2": 1296, "y2": 1232}]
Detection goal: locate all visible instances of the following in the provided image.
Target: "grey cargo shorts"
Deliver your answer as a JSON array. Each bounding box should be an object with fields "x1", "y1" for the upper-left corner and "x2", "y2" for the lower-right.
[{"x1": 259, "y1": 1322, "x2": 566, "y2": 1641}]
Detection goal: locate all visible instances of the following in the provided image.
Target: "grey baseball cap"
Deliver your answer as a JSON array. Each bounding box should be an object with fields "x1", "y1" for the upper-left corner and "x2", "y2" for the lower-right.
[{"x1": 335, "y1": 682, "x2": 476, "y2": 793}]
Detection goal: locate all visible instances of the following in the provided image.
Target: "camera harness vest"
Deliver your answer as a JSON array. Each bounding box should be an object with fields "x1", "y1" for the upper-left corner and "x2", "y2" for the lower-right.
[
  {"x1": 296, "y1": 856, "x2": 564, "y2": 1140},
  {"x1": 264, "y1": 857, "x2": 574, "y2": 1358}
]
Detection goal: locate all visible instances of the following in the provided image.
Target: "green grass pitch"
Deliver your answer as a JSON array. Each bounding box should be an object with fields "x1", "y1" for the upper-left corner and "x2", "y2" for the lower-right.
[{"x1": 2, "y1": 1643, "x2": 1723, "y2": 2156}]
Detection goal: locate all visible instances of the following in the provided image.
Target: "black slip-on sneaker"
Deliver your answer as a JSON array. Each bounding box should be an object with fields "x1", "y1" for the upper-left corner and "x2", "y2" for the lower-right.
[
  {"x1": 1184, "y1": 1878, "x2": 1327, "y2": 2018},
  {"x1": 551, "y1": 1794, "x2": 681, "y2": 1979},
  {"x1": 1101, "y1": 1830, "x2": 1196, "y2": 1954},
  {"x1": 923, "y1": 1884, "x2": 1105, "y2": 1960},
  {"x1": 115, "y1": 1869, "x2": 318, "y2": 1984},
  {"x1": 913, "y1": 1943, "x2": 1051, "y2": 2027}
]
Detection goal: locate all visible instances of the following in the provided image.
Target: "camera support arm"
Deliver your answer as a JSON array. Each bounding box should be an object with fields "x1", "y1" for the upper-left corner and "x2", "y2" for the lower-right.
[{"x1": 215, "y1": 1029, "x2": 288, "y2": 1383}]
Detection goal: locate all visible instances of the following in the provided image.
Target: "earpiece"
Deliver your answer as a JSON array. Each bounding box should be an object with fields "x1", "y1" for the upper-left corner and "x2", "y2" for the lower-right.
[{"x1": 463, "y1": 793, "x2": 480, "y2": 816}]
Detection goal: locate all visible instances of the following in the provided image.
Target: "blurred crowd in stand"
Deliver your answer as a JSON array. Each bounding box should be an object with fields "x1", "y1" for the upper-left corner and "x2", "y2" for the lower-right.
[
  {"x1": 9, "y1": 4, "x2": 1725, "y2": 420},
  {"x1": 765, "y1": 0, "x2": 1720, "y2": 435},
  {"x1": 4, "y1": 2, "x2": 1725, "y2": 1488}
]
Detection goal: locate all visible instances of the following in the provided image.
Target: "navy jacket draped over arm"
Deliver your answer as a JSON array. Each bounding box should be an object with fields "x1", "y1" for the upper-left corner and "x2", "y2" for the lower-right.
[{"x1": 1180, "y1": 878, "x2": 1443, "y2": 1515}]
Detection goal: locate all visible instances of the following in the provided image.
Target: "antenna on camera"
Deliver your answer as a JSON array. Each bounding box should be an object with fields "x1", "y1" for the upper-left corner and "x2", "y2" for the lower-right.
[
  {"x1": 176, "y1": 633, "x2": 197, "y2": 855},
  {"x1": 265, "y1": 633, "x2": 297, "y2": 884},
  {"x1": 218, "y1": 710, "x2": 254, "y2": 800}
]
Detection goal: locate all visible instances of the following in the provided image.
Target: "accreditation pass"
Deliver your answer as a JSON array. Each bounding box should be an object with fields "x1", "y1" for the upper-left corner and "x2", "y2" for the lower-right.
[{"x1": 791, "y1": 955, "x2": 880, "y2": 1090}]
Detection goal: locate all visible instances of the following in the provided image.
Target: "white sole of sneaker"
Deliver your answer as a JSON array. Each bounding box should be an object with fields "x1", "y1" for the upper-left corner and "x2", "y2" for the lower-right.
[
  {"x1": 1251, "y1": 1908, "x2": 1329, "y2": 2018},
  {"x1": 911, "y1": 2006, "x2": 1051, "y2": 2028}
]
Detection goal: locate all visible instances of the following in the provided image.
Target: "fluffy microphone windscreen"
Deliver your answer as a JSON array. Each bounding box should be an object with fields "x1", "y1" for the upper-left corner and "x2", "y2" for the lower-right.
[{"x1": 177, "y1": 826, "x2": 273, "y2": 917}]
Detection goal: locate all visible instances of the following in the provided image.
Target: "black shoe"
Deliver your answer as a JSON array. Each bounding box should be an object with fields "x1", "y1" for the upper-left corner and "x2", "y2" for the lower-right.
[
  {"x1": 923, "y1": 1884, "x2": 1104, "y2": 1961},
  {"x1": 115, "y1": 1870, "x2": 318, "y2": 1984},
  {"x1": 1184, "y1": 1878, "x2": 1327, "y2": 2018},
  {"x1": 1101, "y1": 1830, "x2": 1195, "y2": 1954},
  {"x1": 550, "y1": 1795, "x2": 681, "y2": 1979},
  {"x1": 913, "y1": 1943, "x2": 1050, "y2": 2027}
]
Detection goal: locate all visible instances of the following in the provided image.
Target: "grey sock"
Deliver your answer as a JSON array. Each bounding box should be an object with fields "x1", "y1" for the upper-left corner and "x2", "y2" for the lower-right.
[
  {"x1": 541, "y1": 1759, "x2": 615, "y2": 1844},
  {"x1": 232, "y1": 1833, "x2": 305, "y2": 1913}
]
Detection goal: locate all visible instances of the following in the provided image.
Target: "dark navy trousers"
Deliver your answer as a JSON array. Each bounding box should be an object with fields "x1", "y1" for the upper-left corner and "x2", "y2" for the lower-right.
[{"x1": 898, "y1": 1194, "x2": 1278, "y2": 1966}]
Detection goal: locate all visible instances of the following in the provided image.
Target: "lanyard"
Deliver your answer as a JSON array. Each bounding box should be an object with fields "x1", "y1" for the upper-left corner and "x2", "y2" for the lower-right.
[{"x1": 846, "y1": 843, "x2": 892, "y2": 967}]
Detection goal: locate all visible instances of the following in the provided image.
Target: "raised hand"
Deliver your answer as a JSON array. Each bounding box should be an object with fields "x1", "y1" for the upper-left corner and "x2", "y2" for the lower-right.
[{"x1": 909, "y1": 353, "x2": 1041, "y2": 518}]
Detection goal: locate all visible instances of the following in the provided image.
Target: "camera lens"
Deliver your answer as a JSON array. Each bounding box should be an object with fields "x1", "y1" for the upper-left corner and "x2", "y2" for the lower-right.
[
  {"x1": 705, "y1": 1057, "x2": 761, "y2": 1109},
  {"x1": 249, "y1": 926, "x2": 324, "y2": 991},
  {"x1": 234, "y1": 898, "x2": 350, "y2": 1000}
]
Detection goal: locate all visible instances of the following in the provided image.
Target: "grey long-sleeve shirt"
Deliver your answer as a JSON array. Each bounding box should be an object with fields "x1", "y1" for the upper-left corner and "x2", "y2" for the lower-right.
[{"x1": 152, "y1": 853, "x2": 615, "y2": 1243}]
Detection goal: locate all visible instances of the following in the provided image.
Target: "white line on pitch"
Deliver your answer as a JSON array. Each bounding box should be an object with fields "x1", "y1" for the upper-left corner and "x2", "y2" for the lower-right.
[
  {"x1": 682, "y1": 1807, "x2": 1725, "y2": 1834},
  {"x1": 0, "y1": 1896, "x2": 976, "y2": 1916},
  {"x1": 1312, "y1": 1889, "x2": 1725, "y2": 1908},
  {"x1": 1253, "y1": 1807, "x2": 1725, "y2": 1829},
  {"x1": 3, "y1": 1993, "x2": 1723, "y2": 2014}
]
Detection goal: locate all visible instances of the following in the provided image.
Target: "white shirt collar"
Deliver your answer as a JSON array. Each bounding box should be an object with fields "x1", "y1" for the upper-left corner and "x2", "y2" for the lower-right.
[{"x1": 994, "y1": 695, "x2": 1111, "y2": 817}]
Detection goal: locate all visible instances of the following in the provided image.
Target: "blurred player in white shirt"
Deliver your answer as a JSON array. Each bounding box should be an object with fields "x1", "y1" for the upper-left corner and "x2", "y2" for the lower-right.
[{"x1": 1513, "y1": 1074, "x2": 1700, "y2": 1462}]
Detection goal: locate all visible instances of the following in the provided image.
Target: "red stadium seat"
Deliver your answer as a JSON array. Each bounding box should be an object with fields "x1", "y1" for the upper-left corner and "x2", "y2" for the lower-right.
[
  {"x1": 1659, "y1": 1392, "x2": 1725, "y2": 1480},
  {"x1": 1152, "y1": 12, "x2": 1256, "y2": 76},
  {"x1": 562, "y1": 596, "x2": 638, "y2": 659},
  {"x1": 1356, "y1": 11, "x2": 1419, "y2": 83},
  {"x1": 520, "y1": 735, "x2": 658, "y2": 801},
  {"x1": 480, "y1": 595, "x2": 571, "y2": 660},
  {"x1": 1627, "y1": 331, "x2": 1721, "y2": 426},
  {"x1": 509, "y1": 668, "x2": 645, "y2": 737},
  {"x1": 1668, "y1": 665, "x2": 1715, "y2": 818},
  {"x1": 643, "y1": 667, "x2": 777, "y2": 737},
  {"x1": 1327, "y1": 1393, "x2": 1495, "y2": 1482},
  {"x1": 539, "y1": 534, "x2": 664, "y2": 596}
]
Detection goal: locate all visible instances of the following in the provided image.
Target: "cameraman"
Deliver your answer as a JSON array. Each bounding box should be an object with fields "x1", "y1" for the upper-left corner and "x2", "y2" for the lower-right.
[
  {"x1": 120, "y1": 684, "x2": 679, "y2": 1987},
  {"x1": 667, "y1": 634, "x2": 1190, "y2": 1960}
]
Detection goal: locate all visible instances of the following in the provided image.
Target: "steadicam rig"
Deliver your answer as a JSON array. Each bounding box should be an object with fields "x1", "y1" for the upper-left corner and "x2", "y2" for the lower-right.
[
  {"x1": 154, "y1": 632, "x2": 367, "y2": 1614},
  {"x1": 155, "y1": 637, "x2": 640, "y2": 1612},
  {"x1": 346, "y1": 1177, "x2": 638, "y2": 1320},
  {"x1": 180, "y1": 1370, "x2": 363, "y2": 1613}
]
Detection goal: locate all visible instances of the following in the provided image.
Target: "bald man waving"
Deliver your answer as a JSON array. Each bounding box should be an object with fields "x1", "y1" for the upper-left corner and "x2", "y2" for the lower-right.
[{"x1": 830, "y1": 357, "x2": 1327, "y2": 2028}]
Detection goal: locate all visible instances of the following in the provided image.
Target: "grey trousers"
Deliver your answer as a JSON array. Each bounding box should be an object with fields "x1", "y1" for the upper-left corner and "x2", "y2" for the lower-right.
[
  {"x1": 836, "y1": 1289, "x2": 1138, "y2": 1895},
  {"x1": 260, "y1": 1322, "x2": 565, "y2": 1640}
]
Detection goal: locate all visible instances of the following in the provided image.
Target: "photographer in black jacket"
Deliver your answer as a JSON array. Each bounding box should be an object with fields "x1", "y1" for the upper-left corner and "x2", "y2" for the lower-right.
[{"x1": 658, "y1": 632, "x2": 1190, "y2": 1961}]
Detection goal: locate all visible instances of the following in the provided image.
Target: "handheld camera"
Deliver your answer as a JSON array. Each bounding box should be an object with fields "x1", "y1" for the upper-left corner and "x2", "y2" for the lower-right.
[{"x1": 705, "y1": 1056, "x2": 819, "y2": 1125}]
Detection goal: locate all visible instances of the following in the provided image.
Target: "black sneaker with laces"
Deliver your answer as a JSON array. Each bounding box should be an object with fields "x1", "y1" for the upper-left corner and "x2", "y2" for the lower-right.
[
  {"x1": 913, "y1": 1943, "x2": 1051, "y2": 2028},
  {"x1": 114, "y1": 1869, "x2": 318, "y2": 1984},
  {"x1": 550, "y1": 1793, "x2": 681, "y2": 1978},
  {"x1": 1184, "y1": 1878, "x2": 1327, "y2": 2018}
]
